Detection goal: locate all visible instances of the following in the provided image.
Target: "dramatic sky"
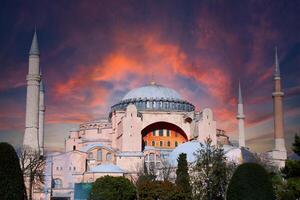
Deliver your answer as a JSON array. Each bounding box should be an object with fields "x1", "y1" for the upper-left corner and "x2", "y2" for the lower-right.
[{"x1": 0, "y1": 0, "x2": 299, "y2": 152}]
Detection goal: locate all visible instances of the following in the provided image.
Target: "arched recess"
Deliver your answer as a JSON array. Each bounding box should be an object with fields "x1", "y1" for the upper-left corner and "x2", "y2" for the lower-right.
[{"x1": 141, "y1": 121, "x2": 188, "y2": 151}]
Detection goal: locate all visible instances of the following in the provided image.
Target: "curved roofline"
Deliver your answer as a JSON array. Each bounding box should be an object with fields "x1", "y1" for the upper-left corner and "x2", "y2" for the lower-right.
[{"x1": 122, "y1": 84, "x2": 182, "y2": 101}]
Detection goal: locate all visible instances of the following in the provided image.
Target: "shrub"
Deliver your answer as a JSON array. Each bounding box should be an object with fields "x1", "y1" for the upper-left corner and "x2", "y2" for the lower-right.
[
  {"x1": 137, "y1": 179, "x2": 183, "y2": 200},
  {"x1": 0, "y1": 142, "x2": 25, "y2": 200},
  {"x1": 89, "y1": 176, "x2": 136, "y2": 200},
  {"x1": 227, "y1": 163, "x2": 275, "y2": 200}
]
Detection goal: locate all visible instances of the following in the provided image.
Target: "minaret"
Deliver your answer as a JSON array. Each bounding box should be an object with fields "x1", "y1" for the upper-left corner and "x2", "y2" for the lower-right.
[
  {"x1": 237, "y1": 81, "x2": 245, "y2": 147},
  {"x1": 271, "y1": 47, "x2": 287, "y2": 168},
  {"x1": 23, "y1": 30, "x2": 41, "y2": 151},
  {"x1": 38, "y1": 80, "x2": 45, "y2": 155},
  {"x1": 272, "y1": 47, "x2": 287, "y2": 152}
]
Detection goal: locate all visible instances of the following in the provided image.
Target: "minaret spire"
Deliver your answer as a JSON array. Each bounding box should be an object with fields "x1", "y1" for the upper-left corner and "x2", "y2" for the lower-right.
[
  {"x1": 238, "y1": 80, "x2": 243, "y2": 104},
  {"x1": 23, "y1": 30, "x2": 41, "y2": 151},
  {"x1": 29, "y1": 29, "x2": 40, "y2": 55},
  {"x1": 237, "y1": 81, "x2": 245, "y2": 147},
  {"x1": 270, "y1": 46, "x2": 287, "y2": 167},
  {"x1": 274, "y1": 47, "x2": 280, "y2": 77}
]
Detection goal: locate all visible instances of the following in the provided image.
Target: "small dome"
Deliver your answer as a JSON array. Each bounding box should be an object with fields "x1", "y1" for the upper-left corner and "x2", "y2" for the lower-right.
[
  {"x1": 90, "y1": 164, "x2": 125, "y2": 173},
  {"x1": 168, "y1": 141, "x2": 247, "y2": 166},
  {"x1": 122, "y1": 84, "x2": 182, "y2": 101},
  {"x1": 169, "y1": 141, "x2": 203, "y2": 166}
]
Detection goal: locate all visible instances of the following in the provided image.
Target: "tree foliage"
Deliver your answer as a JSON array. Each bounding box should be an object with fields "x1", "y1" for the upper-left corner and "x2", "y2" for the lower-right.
[
  {"x1": 0, "y1": 142, "x2": 25, "y2": 200},
  {"x1": 276, "y1": 133, "x2": 300, "y2": 199},
  {"x1": 292, "y1": 134, "x2": 300, "y2": 156},
  {"x1": 175, "y1": 153, "x2": 191, "y2": 199},
  {"x1": 227, "y1": 163, "x2": 275, "y2": 200},
  {"x1": 137, "y1": 179, "x2": 184, "y2": 200},
  {"x1": 89, "y1": 176, "x2": 136, "y2": 200},
  {"x1": 192, "y1": 137, "x2": 232, "y2": 200}
]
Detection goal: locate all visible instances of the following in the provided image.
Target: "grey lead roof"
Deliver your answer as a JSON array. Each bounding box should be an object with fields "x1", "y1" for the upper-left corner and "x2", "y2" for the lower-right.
[{"x1": 122, "y1": 83, "x2": 182, "y2": 101}]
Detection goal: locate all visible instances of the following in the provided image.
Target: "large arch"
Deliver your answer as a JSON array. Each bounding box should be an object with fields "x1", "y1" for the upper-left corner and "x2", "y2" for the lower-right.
[{"x1": 141, "y1": 121, "x2": 188, "y2": 150}]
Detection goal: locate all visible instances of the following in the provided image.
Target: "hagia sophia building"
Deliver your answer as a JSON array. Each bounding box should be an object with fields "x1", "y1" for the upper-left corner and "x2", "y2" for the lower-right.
[{"x1": 23, "y1": 31, "x2": 287, "y2": 199}]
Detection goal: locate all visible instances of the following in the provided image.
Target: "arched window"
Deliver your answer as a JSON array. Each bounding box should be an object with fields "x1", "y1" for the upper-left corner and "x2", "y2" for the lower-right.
[
  {"x1": 175, "y1": 141, "x2": 178, "y2": 147},
  {"x1": 159, "y1": 141, "x2": 163, "y2": 147},
  {"x1": 152, "y1": 141, "x2": 155, "y2": 146},
  {"x1": 167, "y1": 141, "x2": 170, "y2": 147},
  {"x1": 73, "y1": 145, "x2": 76, "y2": 150},
  {"x1": 149, "y1": 153, "x2": 154, "y2": 161},
  {"x1": 159, "y1": 129, "x2": 164, "y2": 136},
  {"x1": 166, "y1": 130, "x2": 170, "y2": 137},
  {"x1": 53, "y1": 178, "x2": 62, "y2": 188},
  {"x1": 152, "y1": 130, "x2": 156, "y2": 136},
  {"x1": 97, "y1": 149, "x2": 102, "y2": 161},
  {"x1": 106, "y1": 153, "x2": 112, "y2": 161}
]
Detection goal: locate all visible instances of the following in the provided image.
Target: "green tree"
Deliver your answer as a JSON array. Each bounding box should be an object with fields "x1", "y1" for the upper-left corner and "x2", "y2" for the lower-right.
[
  {"x1": 276, "y1": 133, "x2": 300, "y2": 199},
  {"x1": 89, "y1": 176, "x2": 136, "y2": 200},
  {"x1": 175, "y1": 153, "x2": 191, "y2": 199},
  {"x1": 227, "y1": 163, "x2": 275, "y2": 200},
  {"x1": 292, "y1": 134, "x2": 300, "y2": 156},
  {"x1": 0, "y1": 142, "x2": 25, "y2": 200},
  {"x1": 192, "y1": 137, "x2": 231, "y2": 200}
]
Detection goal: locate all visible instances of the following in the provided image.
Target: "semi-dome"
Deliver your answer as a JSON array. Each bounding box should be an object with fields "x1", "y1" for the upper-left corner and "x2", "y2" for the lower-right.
[
  {"x1": 122, "y1": 84, "x2": 182, "y2": 101},
  {"x1": 111, "y1": 83, "x2": 195, "y2": 113}
]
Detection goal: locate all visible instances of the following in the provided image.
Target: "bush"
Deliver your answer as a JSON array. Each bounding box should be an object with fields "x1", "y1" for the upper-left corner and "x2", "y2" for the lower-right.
[
  {"x1": 281, "y1": 160, "x2": 300, "y2": 178},
  {"x1": 89, "y1": 176, "x2": 136, "y2": 200},
  {"x1": 227, "y1": 163, "x2": 275, "y2": 200},
  {"x1": 0, "y1": 142, "x2": 25, "y2": 200},
  {"x1": 137, "y1": 179, "x2": 183, "y2": 200}
]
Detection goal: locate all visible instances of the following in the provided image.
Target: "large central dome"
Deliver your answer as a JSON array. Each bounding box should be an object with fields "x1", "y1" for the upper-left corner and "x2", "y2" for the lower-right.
[
  {"x1": 110, "y1": 83, "x2": 195, "y2": 113},
  {"x1": 122, "y1": 84, "x2": 182, "y2": 101}
]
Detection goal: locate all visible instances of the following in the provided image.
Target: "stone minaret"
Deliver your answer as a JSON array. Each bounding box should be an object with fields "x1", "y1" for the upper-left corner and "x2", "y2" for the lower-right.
[
  {"x1": 38, "y1": 80, "x2": 45, "y2": 155},
  {"x1": 237, "y1": 81, "x2": 245, "y2": 147},
  {"x1": 273, "y1": 47, "x2": 287, "y2": 152},
  {"x1": 271, "y1": 47, "x2": 287, "y2": 167},
  {"x1": 23, "y1": 30, "x2": 41, "y2": 151}
]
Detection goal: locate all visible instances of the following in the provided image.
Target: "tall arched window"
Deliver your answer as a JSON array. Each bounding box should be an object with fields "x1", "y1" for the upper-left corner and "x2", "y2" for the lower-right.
[
  {"x1": 53, "y1": 178, "x2": 62, "y2": 188},
  {"x1": 152, "y1": 141, "x2": 155, "y2": 146},
  {"x1": 175, "y1": 141, "x2": 178, "y2": 147},
  {"x1": 167, "y1": 141, "x2": 171, "y2": 147},
  {"x1": 97, "y1": 149, "x2": 102, "y2": 161}
]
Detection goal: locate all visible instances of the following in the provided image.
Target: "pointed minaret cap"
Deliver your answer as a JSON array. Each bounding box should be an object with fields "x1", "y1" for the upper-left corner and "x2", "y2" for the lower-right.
[
  {"x1": 238, "y1": 81, "x2": 243, "y2": 104},
  {"x1": 29, "y1": 30, "x2": 40, "y2": 55},
  {"x1": 274, "y1": 46, "x2": 280, "y2": 77}
]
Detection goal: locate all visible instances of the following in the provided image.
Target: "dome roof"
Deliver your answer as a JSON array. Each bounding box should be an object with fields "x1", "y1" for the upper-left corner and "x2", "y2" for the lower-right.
[
  {"x1": 122, "y1": 83, "x2": 182, "y2": 101},
  {"x1": 90, "y1": 164, "x2": 125, "y2": 173},
  {"x1": 168, "y1": 141, "x2": 250, "y2": 166}
]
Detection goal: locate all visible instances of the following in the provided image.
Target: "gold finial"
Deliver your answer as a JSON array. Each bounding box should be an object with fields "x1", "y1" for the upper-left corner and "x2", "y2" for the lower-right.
[{"x1": 150, "y1": 72, "x2": 156, "y2": 85}]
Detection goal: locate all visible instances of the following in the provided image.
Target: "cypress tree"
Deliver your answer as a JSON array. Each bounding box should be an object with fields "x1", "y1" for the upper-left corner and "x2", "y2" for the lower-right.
[
  {"x1": 0, "y1": 142, "x2": 25, "y2": 200},
  {"x1": 292, "y1": 134, "x2": 300, "y2": 156},
  {"x1": 175, "y1": 153, "x2": 191, "y2": 198},
  {"x1": 227, "y1": 163, "x2": 275, "y2": 200}
]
